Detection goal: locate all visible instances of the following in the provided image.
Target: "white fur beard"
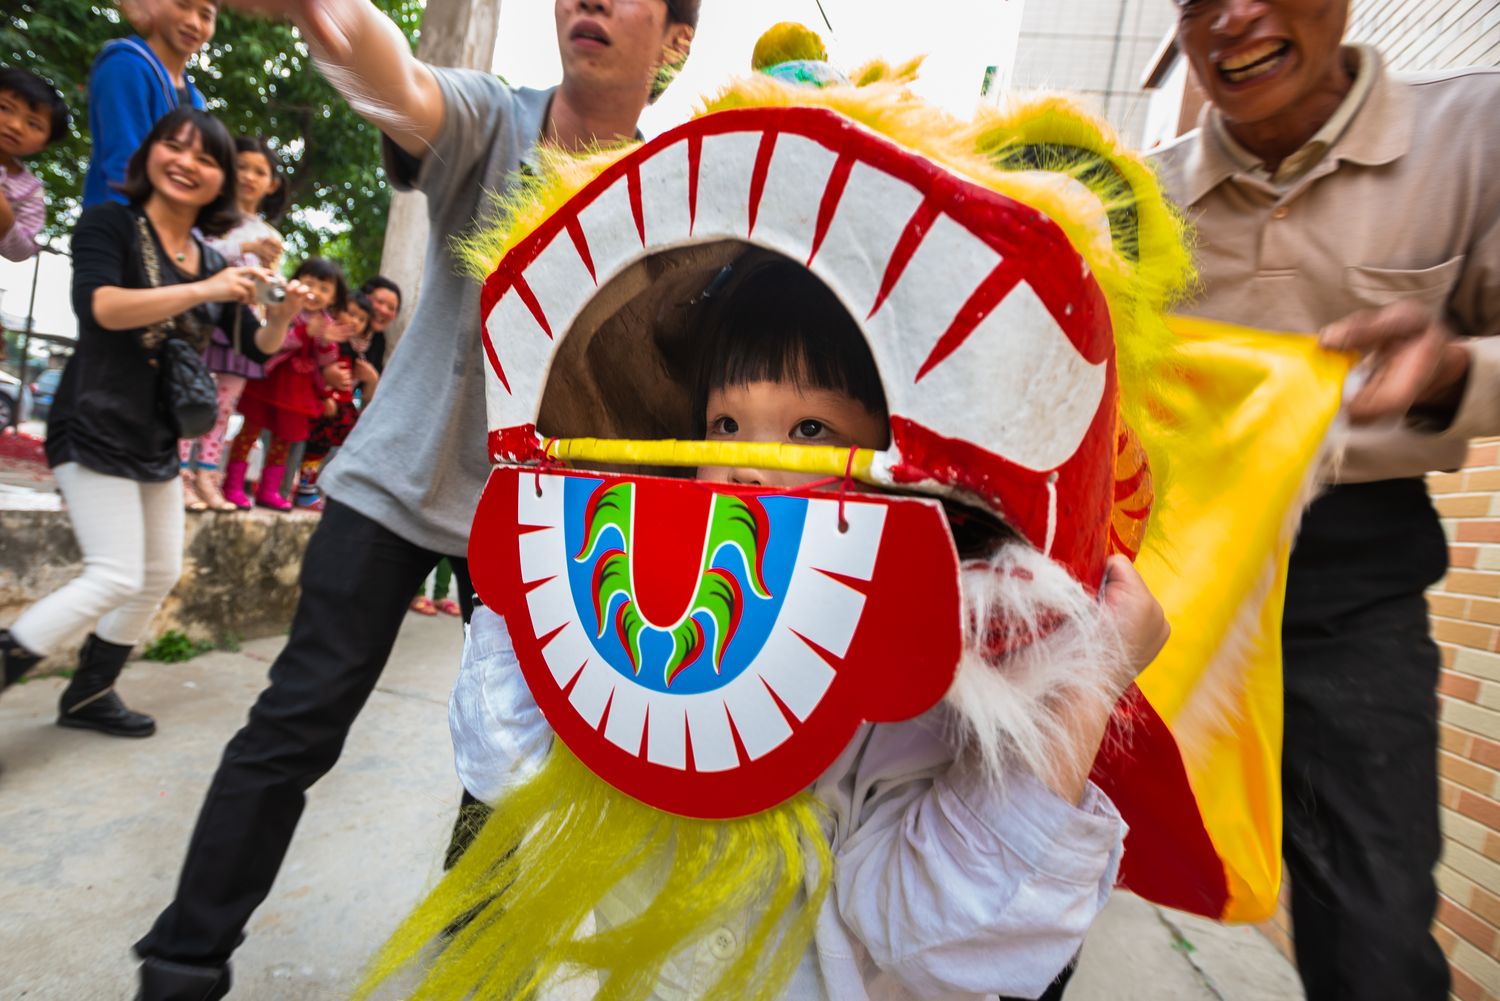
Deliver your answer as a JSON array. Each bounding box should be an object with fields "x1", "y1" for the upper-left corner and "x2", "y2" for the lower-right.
[{"x1": 943, "y1": 542, "x2": 1128, "y2": 791}]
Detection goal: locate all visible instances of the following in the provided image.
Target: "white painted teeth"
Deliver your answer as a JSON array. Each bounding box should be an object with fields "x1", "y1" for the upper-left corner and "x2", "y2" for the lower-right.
[
  {"x1": 513, "y1": 474, "x2": 887, "y2": 771},
  {"x1": 482, "y1": 119, "x2": 1110, "y2": 475}
]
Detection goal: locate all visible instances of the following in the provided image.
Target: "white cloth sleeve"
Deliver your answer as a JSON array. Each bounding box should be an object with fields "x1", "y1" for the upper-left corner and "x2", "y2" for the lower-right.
[
  {"x1": 448, "y1": 605, "x2": 555, "y2": 804},
  {"x1": 823, "y1": 721, "x2": 1126, "y2": 999}
]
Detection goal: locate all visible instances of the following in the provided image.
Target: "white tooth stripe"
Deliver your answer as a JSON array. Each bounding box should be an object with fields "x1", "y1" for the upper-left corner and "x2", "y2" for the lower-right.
[
  {"x1": 754, "y1": 629, "x2": 836, "y2": 722},
  {"x1": 646, "y1": 703, "x2": 688, "y2": 769},
  {"x1": 519, "y1": 233, "x2": 598, "y2": 341},
  {"x1": 684, "y1": 696, "x2": 738, "y2": 772},
  {"x1": 637, "y1": 140, "x2": 693, "y2": 247},
  {"x1": 864, "y1": 211, "x2": 999, "y2": 393},
  {"x1": 804, "y1": 161, "x2": 925, "y2": 319},
  {"x1": 525, "y1": 574, "x2": 575, "y2": 639},
  {"x1": 517, "y1": 473, "x2": 565, "y2": 527},
  {"x1": 485, "y1": 289, "x2": 553, "y2": 416},
  {"x1": 780, "y1": 568, "x2": 866, "y2": 660},
  {"x1": 691, "y1": 132, "x2": 762, "y2": 239},
  {"x1": 603, "y1": 675, "x2": 651, "y2": 754},
  {"x1": 723, "y1": 677, "x2": 793, "y2": 760},
  {"x1": 517, "y1": 527, "x2": 563, "y2": 586},
  {"x1": 797, "y1": 497, "x2": 887, "y2": 583},
  {"x1": 569, "y1": 656, "x2": 617, "y2": 728},
  {"x1": 574, "y1": 179, "x2": 648, "y2": 292},
  {"x1": 908, "y1": 278, "x2": 1106, "y2": 472},
  {"x1": 750, "y1": 133, "x2": 840, "y2": 262},
  {"x1": 541, "y1": 621, "x2": 591, "y2": 688}
]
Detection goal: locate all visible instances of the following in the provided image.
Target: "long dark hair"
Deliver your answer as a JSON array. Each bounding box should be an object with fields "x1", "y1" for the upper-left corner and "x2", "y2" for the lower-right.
[
  {"x1": 115, "y1": 107, "x2": 241, "y2": 237},
  {"x1": 234, "y1": 134, "x2": 288, "y2": 219}
]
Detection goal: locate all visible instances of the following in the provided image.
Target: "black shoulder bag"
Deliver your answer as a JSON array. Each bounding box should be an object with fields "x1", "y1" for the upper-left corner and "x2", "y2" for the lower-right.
[{"x1": 134, "y1": 215, "x2": 219, "y2": 439}]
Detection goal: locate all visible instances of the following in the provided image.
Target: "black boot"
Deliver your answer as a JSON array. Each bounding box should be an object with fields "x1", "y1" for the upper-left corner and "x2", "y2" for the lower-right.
[
  {"x1": 56, "y1": 634, "x2": 155, "y2": 737},
  {"x1": 1, "y1": 629, "x2": 43, "y2": 691},
  {"x1": 136, "y1": 958, "x2": 231, "y2": 1001}
]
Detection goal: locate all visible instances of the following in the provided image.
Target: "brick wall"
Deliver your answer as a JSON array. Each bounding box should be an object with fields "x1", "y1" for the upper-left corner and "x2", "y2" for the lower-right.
[
  {"x1": 1253, "y1": 444, "x2": 1500, "y2": 1000},
  {"x1": 1423, "y1": 439, "x2": 1500, "y2": 1000}
]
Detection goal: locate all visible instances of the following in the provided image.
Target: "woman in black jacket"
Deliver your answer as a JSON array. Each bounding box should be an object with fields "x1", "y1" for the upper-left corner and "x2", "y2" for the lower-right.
[{"x1": 0, "y1": 108, "x2": 318, "y2": 736}]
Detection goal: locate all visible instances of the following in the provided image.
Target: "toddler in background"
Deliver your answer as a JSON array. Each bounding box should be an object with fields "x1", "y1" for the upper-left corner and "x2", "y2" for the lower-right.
[
  {"x1": 183, "y1": 135, "x2": 289, "y2": 511},
  {"x1": 224, "y1": 257, "x2": 347, "y2": 511},
  {"x1": 0, "y1": 67, "x2": 71, "y2": 263},
  {"x1": 295, "y1": 291, "x2": 380, "y2": 511}
]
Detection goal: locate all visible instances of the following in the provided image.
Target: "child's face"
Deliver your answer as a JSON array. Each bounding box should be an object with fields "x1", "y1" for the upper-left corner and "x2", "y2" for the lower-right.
[
  {"x1": 154, "y1": 0, "x2": 217, "y2": 60},
  {"x1": 301, "y1": 276, "x2": 337, "y2": 312},
  {"x1": 336, "y1": 303, "x2": 370, "y2": 342},
  {"x1": 234, "y1": 150, "x2": 276, "y2": 211},
  {"x1": 700, "y1": 380, "x2": 887, "y2": 488},
  {"x1": 0, "y1": 90, "x2": 51, "y2": 161}
]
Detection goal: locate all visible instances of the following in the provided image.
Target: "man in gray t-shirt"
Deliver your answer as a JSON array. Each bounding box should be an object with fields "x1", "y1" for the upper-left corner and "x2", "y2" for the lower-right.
[{"x1": 136, "y1": 2, "x2": 697, "y2": 996}]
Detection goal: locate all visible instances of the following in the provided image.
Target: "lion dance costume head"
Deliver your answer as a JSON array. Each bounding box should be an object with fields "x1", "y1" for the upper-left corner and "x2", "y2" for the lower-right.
[{"x1": 358, "y1": 24, "x2": 1347, "y2": 1001}]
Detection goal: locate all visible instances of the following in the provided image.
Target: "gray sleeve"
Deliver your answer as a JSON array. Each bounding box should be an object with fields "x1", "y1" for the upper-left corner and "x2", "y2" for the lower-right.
[{"x1": 381, "y1": 66, "x2": 516, "y2": 199}]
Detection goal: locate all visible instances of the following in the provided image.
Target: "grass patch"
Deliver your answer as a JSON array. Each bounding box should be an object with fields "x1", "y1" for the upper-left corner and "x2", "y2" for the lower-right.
[{"x1": 141, "y1": 630, "x2": 218, "y2": 663}]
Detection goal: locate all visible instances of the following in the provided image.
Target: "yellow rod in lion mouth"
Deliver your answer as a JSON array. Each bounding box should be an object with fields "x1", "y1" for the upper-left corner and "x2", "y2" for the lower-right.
[{"x1": 540, "y1": 437, "x2": 882, "y2": 483}]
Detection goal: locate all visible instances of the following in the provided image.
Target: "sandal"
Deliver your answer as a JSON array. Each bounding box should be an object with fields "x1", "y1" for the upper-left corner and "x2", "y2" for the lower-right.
[
  {"x1": 410, "y1": 596, "x2": 438, "y2": 616},
  {"x1": 194, "y1": 469, "x2": 240, "y2": 513},
  {"x1": 434, "y1": 597, "x2": 462, "y2": 617},
  {"x1": 181, "y1": 471, "x2": 209, "y2": 513}
]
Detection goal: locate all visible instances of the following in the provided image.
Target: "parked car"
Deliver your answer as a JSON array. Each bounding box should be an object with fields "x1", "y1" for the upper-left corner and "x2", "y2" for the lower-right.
[
  {"x1": 29, "y1": 367, "x2": 61, "y2": 420},
  {"x1": 0, "y1": 369, "x2": 33, "y2": 427}
]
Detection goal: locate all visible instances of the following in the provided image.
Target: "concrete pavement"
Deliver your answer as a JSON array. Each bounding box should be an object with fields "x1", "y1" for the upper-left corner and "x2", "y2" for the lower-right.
[{"x1": 0, "y1": 614, "x2": 1304, "y2": 1000}]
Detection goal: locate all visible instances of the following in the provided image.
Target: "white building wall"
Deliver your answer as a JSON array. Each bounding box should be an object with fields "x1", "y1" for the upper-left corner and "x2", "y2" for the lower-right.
[
  {"x1": 1003, "y1": 0, "x2": 1178, "y2": 146},
  {"x1": 1348, "y1": 0, "x2": 1500, "y2": 71}
]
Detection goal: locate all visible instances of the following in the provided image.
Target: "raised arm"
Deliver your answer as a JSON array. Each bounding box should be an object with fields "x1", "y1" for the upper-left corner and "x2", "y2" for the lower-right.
[{"x1": 225, "y1": 0, "x2": 444, "y2": 156}]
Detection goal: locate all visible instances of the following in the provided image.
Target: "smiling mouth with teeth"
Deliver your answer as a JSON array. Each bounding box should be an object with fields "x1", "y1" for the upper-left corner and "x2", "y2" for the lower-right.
[{"x1": 1218, "y1": 40, "x2": 1292, "y2": 83}]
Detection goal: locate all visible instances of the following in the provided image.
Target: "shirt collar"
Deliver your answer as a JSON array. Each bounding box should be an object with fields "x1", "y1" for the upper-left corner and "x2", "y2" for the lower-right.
[{"x1": 1179, "y1": 44, "x2": 1412, "y2": 205}]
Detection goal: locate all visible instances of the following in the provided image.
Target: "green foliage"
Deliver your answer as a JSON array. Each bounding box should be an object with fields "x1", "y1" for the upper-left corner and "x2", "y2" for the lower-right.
[
  {"x1": 142, "y1": 629, "x2": 216, "y2": 663},
  {"x1": 2, "y1": 1, "x2": 426, "y2": 280}
]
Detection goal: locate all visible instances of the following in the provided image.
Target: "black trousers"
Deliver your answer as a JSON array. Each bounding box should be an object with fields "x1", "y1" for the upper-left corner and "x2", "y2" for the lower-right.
[
  {"x1": 1281, "y1": 480, "x2": 1450, "y2": 1001},
  {"x1": 136, "y1": 499, "x2": 472, "y2": 967}
]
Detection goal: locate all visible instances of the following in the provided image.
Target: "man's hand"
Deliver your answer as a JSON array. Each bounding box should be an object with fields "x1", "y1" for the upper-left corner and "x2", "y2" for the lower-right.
[
  {"x1": 1320, "y1": 300, "x2": 1470, "y2": 424},
  {"x1": 222, "y1": 0, "x2": 353, "y2": 59},
  {"x1": 116, "y1": 0, "x2": 159, "y2": 34}
]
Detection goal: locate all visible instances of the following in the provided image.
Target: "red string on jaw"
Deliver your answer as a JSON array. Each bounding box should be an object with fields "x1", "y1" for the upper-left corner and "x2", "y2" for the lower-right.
[{"x1": 837, "y1": 444, "x2": 858, "y2": 533}]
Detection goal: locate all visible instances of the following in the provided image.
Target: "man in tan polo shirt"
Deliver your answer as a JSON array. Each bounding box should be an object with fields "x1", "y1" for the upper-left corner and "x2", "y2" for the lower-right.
[{"x1": 1152, "y1": 2, "x2": 1500, "y2": 999}]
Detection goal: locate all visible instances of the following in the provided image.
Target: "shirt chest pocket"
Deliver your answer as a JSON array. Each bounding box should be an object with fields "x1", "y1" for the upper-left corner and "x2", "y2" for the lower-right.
[{"x1": 1344, "y1": 255, "x2": 1466, "y2": 313}]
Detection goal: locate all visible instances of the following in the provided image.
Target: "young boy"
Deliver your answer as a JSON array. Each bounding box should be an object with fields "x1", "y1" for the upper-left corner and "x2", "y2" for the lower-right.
[
  {"x1": 432, "y1": 258, "x2": 1167, "y2": 1001},
  {"x1": 84, "y1": 0, "x2": 214, "y2": 206},
  {"x1": 0, "y1": 68, "x2": 70, "y2": 262}
]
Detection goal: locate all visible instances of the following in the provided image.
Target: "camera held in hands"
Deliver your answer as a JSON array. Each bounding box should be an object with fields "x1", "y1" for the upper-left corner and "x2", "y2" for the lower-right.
[{"x1": 253, "y1": 275, "x2": 287, "y2": 306}]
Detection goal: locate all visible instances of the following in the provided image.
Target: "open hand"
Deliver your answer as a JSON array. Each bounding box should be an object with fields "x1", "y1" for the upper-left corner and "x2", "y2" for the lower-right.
[
  {"x1": 1099, "y1": 554, "x2": 1170, "y2": 684},
  {"x1": 1320, "y1": 300, "x2": 1470, "y2": 424},
  {"x1": 222, "y1": 0, "x2": 354, "y2": 59},
  {"x1": 265, "y1": 278, "x2": 322, "y2": 326}
]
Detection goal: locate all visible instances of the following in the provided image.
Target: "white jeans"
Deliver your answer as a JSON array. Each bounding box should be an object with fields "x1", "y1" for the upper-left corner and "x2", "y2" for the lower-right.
[{"x1": 10, "y1": 463, "x2": 185, "y2": 655}]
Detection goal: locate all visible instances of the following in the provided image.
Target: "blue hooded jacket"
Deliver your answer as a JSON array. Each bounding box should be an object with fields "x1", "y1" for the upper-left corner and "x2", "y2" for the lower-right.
[{"x1": 82, "y1": 36, "x2": 206, "y2": 207}]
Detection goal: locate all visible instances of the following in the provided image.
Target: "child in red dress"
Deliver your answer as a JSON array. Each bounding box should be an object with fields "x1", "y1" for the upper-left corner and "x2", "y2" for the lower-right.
[
  {"x1": 223, "y1": 257, "x2": 348, "y2": 510},
  {"x1": 294, "y1": 291, "x2": 379, "y2": 511}
]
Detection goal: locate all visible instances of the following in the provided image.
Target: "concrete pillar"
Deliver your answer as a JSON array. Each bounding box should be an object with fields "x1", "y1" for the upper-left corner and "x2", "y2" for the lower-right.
[{"x1": 377, "y1": 0, "x2": 503, "y2": 349}]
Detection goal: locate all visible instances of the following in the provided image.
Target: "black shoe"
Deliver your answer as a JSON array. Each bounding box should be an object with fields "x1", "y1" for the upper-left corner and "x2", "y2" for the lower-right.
[
  {"x1": 1, "y1": 629, "x2": 42, "y2": 691},
  {"x1": 56, "y1": 634, "x2": 155, "y2": 738},
  {"x1": 136, "y1": 958, "x2": 231, "y2": 1001}
]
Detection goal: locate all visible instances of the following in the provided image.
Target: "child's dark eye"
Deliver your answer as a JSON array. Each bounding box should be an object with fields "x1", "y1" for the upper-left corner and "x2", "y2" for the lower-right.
[
  {"x1": 794, "y1": 419, "x2": 826, "y2": 439},
  {"x1": 711, "y1": 416, "x2": 738, "y2": 435}
]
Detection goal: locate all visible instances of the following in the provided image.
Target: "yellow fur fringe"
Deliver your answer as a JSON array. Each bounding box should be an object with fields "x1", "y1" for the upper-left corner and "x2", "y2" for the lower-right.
[{"x1": 355, "y1": 744, "x2": 832, "y2": 1001}]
